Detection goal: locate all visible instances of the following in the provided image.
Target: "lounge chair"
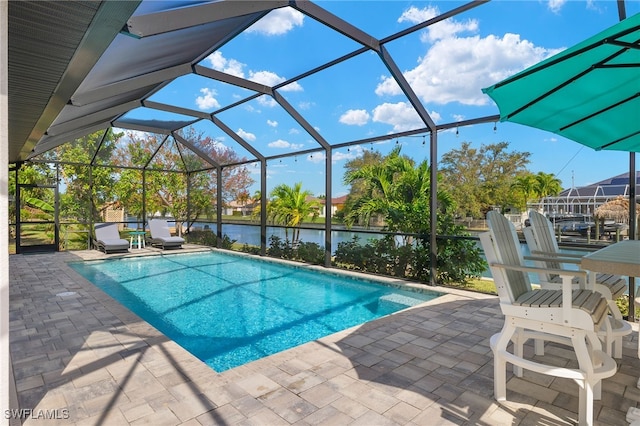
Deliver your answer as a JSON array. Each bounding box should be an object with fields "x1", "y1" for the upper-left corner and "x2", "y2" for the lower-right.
[
  {"x1": 482, "y1": 211, "x2": 616, "y2": 426},
  {"x1": 523, "y1": 210, "x2": 631, "y2": 358},
  {"x1": 149, "y1": 219, "x2": 184, "y2": 249},
  {"x1": 94, "y1": 222, "x2": 129, "y2": 254}
]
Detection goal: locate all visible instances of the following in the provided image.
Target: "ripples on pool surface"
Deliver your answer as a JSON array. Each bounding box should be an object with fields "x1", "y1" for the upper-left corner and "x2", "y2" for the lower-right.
[{"x1": 70, "y1": 251, "x2": 441, "y2": 371}]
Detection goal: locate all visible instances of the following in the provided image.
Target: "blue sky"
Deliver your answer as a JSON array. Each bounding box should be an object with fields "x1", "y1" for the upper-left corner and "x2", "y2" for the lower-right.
[{"x1": 120, "y1": 1, "x2": 640, "y2": 198}]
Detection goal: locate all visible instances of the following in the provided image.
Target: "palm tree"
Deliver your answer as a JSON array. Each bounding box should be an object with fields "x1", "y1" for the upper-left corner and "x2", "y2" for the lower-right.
[
  {"x1": 535, "y1": 172, "x2": 562, "y2": 198},
  {"x1": 268, "y1": 183, "x2": 321, "y2": 246},
  {"x1": 511, "y1": 173, "x2": 538, "y2": 210},
  {"x1": 344, "y1": 146, "x2": 453, "y2": 243}
]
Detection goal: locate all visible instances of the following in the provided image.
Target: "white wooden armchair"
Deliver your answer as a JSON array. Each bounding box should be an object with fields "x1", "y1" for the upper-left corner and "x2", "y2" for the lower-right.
[
  {"x1": 523, "y1": 210, "x2": 631, "y2": 358},
  {"x1": 482, "y1": 211, "x2": 617, "y2": 426}
]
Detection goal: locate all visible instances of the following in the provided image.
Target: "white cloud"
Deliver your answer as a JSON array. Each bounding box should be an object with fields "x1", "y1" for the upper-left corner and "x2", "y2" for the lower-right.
[
  {"x1": 339, "y1": 109, "x2": 370, "y2": 126},
  {"x1": 398, "y1": 5, "x2": 438, "y2": 24},
  {"x1": 195, "y1": 87, "x2": 220, "y2": 110},
  {"x1": 548, "y1": 0, "x2": 567, "y2": 14},
  {"x1": 250, "y1": 70, "x2": 285, "y2": 86},
  {"x1": 332, "y1": 145, "x2": 363, "y2": 163},
  {"x1": 268, "y1": 139, "x2": 303, "y2": 149},
  {"x1": 267, "y1": 120, "x2": 278, "y2": 127},
  {"x1": 279, "y1": 81, "x2": 303, "y2": 92},
  {"x1": 248, "y1": 70, "x2": 302, "y2": 91},
  {"x1": 372, "y1": 102, "x2": 437, "y2": 132},
  {"x1": 206, "y1": 51, "x2": 245, "y2": 78},
  {"x1": 247, "y1": 8, "x2": 305, "y2": 36},
  {"x1": 376, "y1": 32, "x2": 560, "y2": 106},
  {"x1": 307, "y1": 152, "x2": 325, "y2": 163},
  {"x1": 398, "y1": 6, "x2": 478, "y2": 43},
  {"x1": 237, "y1": 128, "x2": 256, "y2": 142},
  {"x1": 380, "y1": 6, "x2": 562, "y2": 107},
  {"x1": 206, "y1": 52, "x2": 302, "y2": 92},
  {"x1": 289, "y1": 128, "x2": 300, "y2": 135},
  {"x1": 257, "y1": 95, "x2": 278, "y2": 108},
  {"x1": 298, "y1": 101, "x2": 313, "y2": 110}
]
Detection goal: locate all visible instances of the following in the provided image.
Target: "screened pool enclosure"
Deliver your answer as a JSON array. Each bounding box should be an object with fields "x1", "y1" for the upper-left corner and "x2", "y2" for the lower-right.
[
  {"x1": 7, "y1": 1, "x2": 637, "y2": 280},
  {"x1": 8, "y1": 1, "x2": 507, "y2": 277}
]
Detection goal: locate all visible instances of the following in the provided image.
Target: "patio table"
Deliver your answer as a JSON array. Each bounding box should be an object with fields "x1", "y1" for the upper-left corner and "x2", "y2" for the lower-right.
[
  {"x1": 581, "y1": 240, "x2": 640, "y2": 279},
  {"x1": 581, "y1": 240, "x2": 640, "y2": 397},
  {"x1": 128, "y1": 230, "x2": 147, "y2": 249}
]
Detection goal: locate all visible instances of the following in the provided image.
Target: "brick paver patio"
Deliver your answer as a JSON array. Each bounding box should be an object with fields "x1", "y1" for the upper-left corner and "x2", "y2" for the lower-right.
[{"x1": 8, "y1": 248, "x2": 640, "y2": 425}]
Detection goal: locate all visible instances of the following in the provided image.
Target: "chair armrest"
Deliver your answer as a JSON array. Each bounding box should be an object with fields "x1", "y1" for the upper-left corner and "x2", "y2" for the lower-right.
[
  {"x1": 524, "y1": 254, "x2": 581, "y2": 265},
  {"x1": 529, "y1": 249, "x2": 584, "y2": 259},
  {"x1": 490, "y1": 262, "x2": 589, "y2": 322},
  {"x1": 490, "y1": 262, "x2": 587, "y2": 280}
]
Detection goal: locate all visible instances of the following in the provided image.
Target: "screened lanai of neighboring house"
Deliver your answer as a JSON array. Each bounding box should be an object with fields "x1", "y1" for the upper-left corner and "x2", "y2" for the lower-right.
[{"x1": 531, "y1": 171, "x2": 640, "y2": 223}]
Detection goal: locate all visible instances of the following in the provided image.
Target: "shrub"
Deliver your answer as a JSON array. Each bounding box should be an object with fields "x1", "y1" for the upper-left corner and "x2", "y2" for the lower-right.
[
  {"x1": 186, "y1": 230, "x2": 236, "y2": 249},
  {"x1": 333, "y1": 233, "x2": 485, "y2": 285},
  {"x1": 295, "y1": 242, "x2": 325, "y2": 265},
  {"x1": 266, "y1": 235, "x2": 324, "y2": 264}
]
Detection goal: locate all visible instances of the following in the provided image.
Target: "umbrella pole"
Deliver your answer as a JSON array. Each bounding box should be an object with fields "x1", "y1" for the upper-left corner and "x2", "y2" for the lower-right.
[{"x1": 629, "y1": 153, "x2": 636, "y2": 322}]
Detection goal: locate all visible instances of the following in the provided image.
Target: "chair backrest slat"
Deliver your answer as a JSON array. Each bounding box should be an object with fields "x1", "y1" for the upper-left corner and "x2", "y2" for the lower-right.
[
  {"x1": 528, "y1": 211, "x2": 564, "y2": 279},
  {"x1": 485, "y1": 211, "x2": 532, "y2": 302}
]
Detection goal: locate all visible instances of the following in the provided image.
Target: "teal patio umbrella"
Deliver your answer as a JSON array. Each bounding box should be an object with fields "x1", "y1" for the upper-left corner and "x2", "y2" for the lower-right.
[
  {"x1": 482, "y1": 13, "x2": 640, "y2": 152},
  {"x1": 482, "y1": 13, "x2": 640, "y2": 318}
]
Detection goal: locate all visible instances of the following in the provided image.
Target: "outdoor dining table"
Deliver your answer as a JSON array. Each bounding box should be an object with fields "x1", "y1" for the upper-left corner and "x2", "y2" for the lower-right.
[
  {"x1": 581, "y1": 239, "x2": 640, "y2": 322},
  {"x1": 581, "y1": 240, "x2": 640, "y2": 383},
  {"x1": 587, "y1": 241, "x2": 640, "y2": 425},
  {"x1": 581, "y1": 240, "x2": 640, "y2": 280}
]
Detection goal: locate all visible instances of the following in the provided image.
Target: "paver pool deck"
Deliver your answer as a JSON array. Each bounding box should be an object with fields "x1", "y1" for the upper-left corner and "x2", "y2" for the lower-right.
[{"x1": 8, "y1": 247, "x2": 640, "y2": 425}]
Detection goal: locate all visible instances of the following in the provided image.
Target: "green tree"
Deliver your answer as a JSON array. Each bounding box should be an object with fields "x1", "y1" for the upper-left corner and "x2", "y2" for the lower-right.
[
  {"x1": 114, "y1": 128, "x2": 254, "y2": 233},
  {"x1": 341, "y1": 149, "x2": 385, "y2": 223},
  {"x1": 344, "y1": 146, "x2": 459, "y2": 236},
  {"x1": 440, "y1": 141, "x2": 531, "y2": 217},
  {"x1": 340, "y1": 146, "x2": 484, "y2": 283},
  {"x1": 344, "y1": 146, "x2": 453, "y2": 241},
  {"x1": 268, "y1": 182, "x2": 321, "y2": 246},
  {"x1": 53, "y1": 130, "x2": 122, "y2": 222},
  {"x1": 534, "y1": 172, "x2": 563, "y2": 198},
  {"x1": 511, "y1": 173, "x2": 538, "y2": 211}
]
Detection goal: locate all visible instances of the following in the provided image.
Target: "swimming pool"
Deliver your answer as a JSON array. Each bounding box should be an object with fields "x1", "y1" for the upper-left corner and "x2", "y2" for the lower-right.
[{"x1": 70, "y1": 251, "x2": 441, "y2": 371}]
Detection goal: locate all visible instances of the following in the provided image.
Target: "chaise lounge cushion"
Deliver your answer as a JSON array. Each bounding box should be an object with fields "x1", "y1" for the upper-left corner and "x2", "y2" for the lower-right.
[
  {"x1": 149, "y1": 219, "x2": 184, "y2": 249},
  {"x1": 94, "y1": 223, "x2": 129, "y2": 253}
]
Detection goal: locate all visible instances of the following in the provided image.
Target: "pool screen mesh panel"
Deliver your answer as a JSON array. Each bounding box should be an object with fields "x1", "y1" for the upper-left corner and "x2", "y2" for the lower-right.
[{"x1": 8, "y1": 0, "x2": 493, "y2": 168}]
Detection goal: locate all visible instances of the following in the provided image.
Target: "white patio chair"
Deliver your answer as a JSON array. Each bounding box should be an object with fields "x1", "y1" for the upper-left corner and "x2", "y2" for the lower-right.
[
  {"x1": 482, "y1": 211, "x2": 617, "y2": 426},
  {"x1": 524, "y1": 210, "x2": 631, "y2": 358}
]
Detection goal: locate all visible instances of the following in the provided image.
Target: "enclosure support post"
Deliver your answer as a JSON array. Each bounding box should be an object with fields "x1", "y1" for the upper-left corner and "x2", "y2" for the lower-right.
[
  {"x1": 15, "y1": 163, "x2": 20, "y2": 254},
  {"x1": 629, "y1": 153, "x2": 636, "y2": 321},
  {"x1": 260, "y1": 159, "x2": 267, "y2": 256},
  {"x1": 429, "y1": 131, "x2": 437, "y2": 286},
  {"x1": 142, "y1": 170, "x2": 146, "y2": 232},
  {"x1": 54, "y1": 164, "x2": 60, "y2": 250},
  {"x1": 1, "y1": 2, "x2": 9, "y2": 418},
  {"x1": 216, "y1": 167, "x2": 223, "y2": 248},
  {"x1": 186, "y1": 171, "x2": 191, "y2": 236},
  {"x1": 324, "y1": 146, "x2": 332, "y2": 267}
]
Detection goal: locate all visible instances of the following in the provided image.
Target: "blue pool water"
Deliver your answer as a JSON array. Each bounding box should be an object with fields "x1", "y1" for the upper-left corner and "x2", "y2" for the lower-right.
[{"x1": 70, "y1": 251, "x2": 440, "y2": 372}]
